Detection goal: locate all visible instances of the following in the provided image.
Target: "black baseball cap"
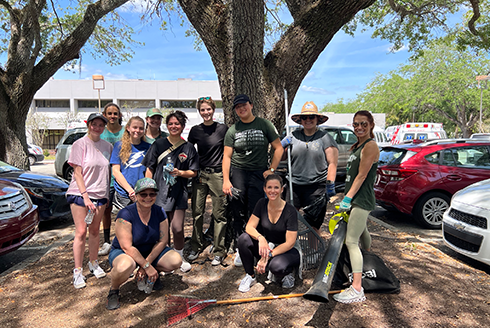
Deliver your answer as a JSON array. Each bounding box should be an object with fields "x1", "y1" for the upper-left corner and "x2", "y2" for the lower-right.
[
  {"x1": 87, "y1": 112, "x2": 108, "y2": 124},
  {"x1": 233, "y1": 94, "x2": 251, "y2": 108}
]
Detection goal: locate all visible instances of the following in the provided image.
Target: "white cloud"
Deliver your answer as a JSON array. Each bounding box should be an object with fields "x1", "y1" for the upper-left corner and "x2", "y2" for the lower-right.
[
  {"x1": 301, "y1": 85, "x2": 335, "y2": 95},
  {"x1": 304, "y1": 71, "x2": 316, "y2": 80}
]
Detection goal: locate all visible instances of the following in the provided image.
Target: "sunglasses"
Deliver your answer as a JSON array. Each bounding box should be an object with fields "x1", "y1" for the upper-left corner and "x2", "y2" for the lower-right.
[
  {"x1": 138, "y1": 192, "x2": 157, "y2": 198},
  {"x1": 352, "y1": 121, "x2": 369, "y2": 128},
  {"x1": 198, "y1": 96, "x2": 211, "y2": 101},
  {"x1": 300, "y1": 115, "x2": 316, "y2": 121}
]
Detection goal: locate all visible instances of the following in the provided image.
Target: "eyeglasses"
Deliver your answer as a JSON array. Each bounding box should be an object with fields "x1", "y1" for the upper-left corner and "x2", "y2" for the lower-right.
[
  {"x1": 352, "y1": 121, "x2": 369, "y2": 128},
  {"x1": 300, "y1": 115, "x2": 316, "y2": 121},
  {"x1": 198, "y1": 96, "x2": 211, "y2": 101},
  {"x1": 138, "y1": 192, "x2": 157, "y2": 198}
]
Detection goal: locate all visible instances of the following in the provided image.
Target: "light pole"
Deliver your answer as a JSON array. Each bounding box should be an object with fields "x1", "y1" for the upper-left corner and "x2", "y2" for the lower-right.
[
  {"x1": 476, "y1": 75, "x2": 490, "y2": 133},
  {"x1": 92, "y1": 74, "x2": 105, "y2": 112}
]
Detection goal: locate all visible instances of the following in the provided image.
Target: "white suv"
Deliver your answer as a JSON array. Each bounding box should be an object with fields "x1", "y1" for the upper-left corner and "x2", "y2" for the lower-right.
[
  {"x1": 54, "y1": 128, "x2": 87, "y2": 180},
  {"x1": 442, "y1": 178, "x2": 490, "y2": 266}
]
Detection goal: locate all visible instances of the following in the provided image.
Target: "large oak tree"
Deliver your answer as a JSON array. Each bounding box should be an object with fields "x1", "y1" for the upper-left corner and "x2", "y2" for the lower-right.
[{"x1": 0, "y1": 0, "x2": 131, "y2": 168}]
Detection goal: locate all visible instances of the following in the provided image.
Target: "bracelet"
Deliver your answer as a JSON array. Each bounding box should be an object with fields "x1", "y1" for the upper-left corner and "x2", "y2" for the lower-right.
[
  {"x1": 257, "y1": 234, "x2": 263, "y2": 240},
  {"x1": 81, "y1": 191, "x2": 87, "y2": 195}
]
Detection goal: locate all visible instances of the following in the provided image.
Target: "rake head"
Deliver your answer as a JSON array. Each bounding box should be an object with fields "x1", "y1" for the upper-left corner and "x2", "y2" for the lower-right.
[{"x1": 167, "y1": 295, "x2": 217, "y2": 326}]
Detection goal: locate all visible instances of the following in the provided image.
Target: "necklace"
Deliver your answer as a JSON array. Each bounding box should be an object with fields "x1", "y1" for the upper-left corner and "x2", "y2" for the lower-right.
[{"x1": 303, "y1": 129, "x2": 317, "y2": 150}]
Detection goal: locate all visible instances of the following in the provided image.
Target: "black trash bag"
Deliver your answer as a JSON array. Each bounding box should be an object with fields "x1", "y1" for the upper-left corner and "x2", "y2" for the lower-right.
[
  {"x1": 303, "y1": 193, "x2": 327, "y2": 228},
  {"x1": 333, "y1": 245, "x2": 400, "y2": 294}
]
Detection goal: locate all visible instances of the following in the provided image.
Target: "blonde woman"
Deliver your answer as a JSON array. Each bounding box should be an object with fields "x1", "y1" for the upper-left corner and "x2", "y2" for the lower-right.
[{"x1": 110, "y1": 116, "x2": 151, "y2": 210}]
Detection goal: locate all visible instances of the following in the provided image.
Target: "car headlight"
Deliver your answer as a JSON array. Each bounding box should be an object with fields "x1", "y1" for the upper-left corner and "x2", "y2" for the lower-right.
[{"x1": 26, "y1": 188, "x2": 43, "y2": 198}]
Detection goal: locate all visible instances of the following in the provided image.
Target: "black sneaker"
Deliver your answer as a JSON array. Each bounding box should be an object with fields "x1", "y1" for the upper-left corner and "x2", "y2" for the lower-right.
[
  {"x1": 106, "y1": 289, "x2": 120, "y2": 310},
  {"x1": 153, "y1": 277, "x2": 164, "y2": 291},
  {"x1": 187, "y1": 250, "x2": 200, "y2": 261}
]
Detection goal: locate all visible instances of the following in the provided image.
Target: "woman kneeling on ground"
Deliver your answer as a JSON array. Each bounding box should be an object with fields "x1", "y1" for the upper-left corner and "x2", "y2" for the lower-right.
[
  {"x1": 106, "y1": 178, "x2": 182, "y2": 310},
  {"x1": 237, "y1": 174, "x2": 300, "y2": 292}
]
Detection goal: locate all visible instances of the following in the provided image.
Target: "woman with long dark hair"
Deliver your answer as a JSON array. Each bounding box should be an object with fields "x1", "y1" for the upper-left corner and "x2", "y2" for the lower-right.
[
  {"x1": 333, "y1": 110, "x2": 379, "y2": 304},
  {"x1": 237, "y1": 174, "x2": 300, "y2": 292}
]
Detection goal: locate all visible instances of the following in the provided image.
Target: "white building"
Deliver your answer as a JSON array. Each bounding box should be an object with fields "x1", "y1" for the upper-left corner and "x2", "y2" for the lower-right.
[{"x1": 28, "y1": 78, "x2": 223, "y2": 148}]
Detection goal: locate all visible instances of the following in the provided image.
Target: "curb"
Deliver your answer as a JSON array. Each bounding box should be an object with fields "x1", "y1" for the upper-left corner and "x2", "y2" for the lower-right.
[{"x1": 0, "y1": 233, "x2": 74, "y2": 282}]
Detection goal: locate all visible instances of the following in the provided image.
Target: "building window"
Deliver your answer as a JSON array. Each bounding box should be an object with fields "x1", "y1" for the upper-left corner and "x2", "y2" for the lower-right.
[
  {"x1": 161, "y1": 100, "x2": 196, "y2": 109},
  {"x1": 120, "y1": 100, "x2": 155, "y2": 110},
  {"x1": 35, "y1": 100, "x2": 70, "y2": 108},
  {"x1": 78, "y1": 100, "x2": 112, "y2": 109}
]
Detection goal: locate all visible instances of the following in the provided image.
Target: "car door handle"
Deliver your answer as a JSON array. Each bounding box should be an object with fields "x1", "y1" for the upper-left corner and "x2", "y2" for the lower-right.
[{"x1": 446, "y1": 175, "x2": 462, "y2": 181}]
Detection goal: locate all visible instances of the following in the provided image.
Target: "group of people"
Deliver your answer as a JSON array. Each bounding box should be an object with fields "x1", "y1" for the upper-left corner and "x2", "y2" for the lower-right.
[{"x1": 65, "y1": 94, "x2": 379, "y2": 310}]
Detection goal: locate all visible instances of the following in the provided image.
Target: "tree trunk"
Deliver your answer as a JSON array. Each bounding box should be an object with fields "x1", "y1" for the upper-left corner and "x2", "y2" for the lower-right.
[
  {"x1": 0, "y1": 0, "x2": 129, "y2": 169},
  {"x1": 178, "y1": 0, "x2": 375, "y2": 130}
]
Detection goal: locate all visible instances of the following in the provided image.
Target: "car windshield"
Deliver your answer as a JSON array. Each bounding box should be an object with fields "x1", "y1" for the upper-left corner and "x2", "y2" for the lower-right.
[
  {"x1": 379, "y1": 148, "x2": 414, "y2": 166},
  {"x1": 0, "y1": 161, "x2": 21, "y2": 173}
]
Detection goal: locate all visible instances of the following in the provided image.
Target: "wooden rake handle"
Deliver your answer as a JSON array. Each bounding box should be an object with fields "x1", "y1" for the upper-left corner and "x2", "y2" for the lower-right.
[{"x1": 215, "y1": 290, "x2": 342, "y2": 305}]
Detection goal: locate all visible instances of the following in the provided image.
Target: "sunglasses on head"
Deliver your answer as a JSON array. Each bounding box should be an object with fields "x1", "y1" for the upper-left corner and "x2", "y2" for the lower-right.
[
  {"x1": 352, "y1": 121, "x2": 369, "y2": 128},
  {"x1": 300, "y1": 115, "x2": 316, "y2": 121},
  {"x1": 138, "y1": 192, "x2": 157, "y2": 198},
  {"x1": 199, "y1": 96, "x2": 211, "y2": 101}
]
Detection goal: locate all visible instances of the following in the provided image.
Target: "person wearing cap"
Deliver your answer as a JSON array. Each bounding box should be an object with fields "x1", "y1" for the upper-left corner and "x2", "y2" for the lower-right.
[
  {"x1": 66, "y1": 112, "x2": 113, "y2": 289},
  {"x1": 99, "y1": 103, "x2": 125, "y2": 257},
  {"x1": 145, "y1": 108, "x2": 169, "y2": 144},
  {"x1": 282, "y1": 101, "x2": 339, "y2": 234},
  {"x1": 222, "y1": 94, "x2": 284, "y2": 266},
  {"x1": 106, "y1": 178, "x2": 182, "y2": 310},
  {"x1": 142, "y1": 110, "x2": 199, "y2": 273},
  {"x1": 187, "y1": 96, "x2": 228, "y2": 266}
]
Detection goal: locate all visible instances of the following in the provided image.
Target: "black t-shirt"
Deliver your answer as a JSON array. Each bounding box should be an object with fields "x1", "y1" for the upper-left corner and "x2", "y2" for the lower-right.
[
  {"x1": 252, "y1": 198, "x2": 298, "y2": 245},
  {"x1": 142, "y1": 138, "x2": 199, "y2": 208},
  {"x1": 188, "y1": 122, "x2": 228, "y2": 169}
]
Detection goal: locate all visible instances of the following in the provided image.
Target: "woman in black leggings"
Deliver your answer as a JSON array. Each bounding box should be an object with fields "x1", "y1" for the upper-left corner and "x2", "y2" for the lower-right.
[{"x1": 237, "y1": 174, "x2": 300, "y2": 292}]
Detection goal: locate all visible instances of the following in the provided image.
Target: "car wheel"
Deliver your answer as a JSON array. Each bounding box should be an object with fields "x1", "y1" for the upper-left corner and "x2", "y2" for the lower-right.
[
  {"x1": 28, "y1": 155, "x2": 36, "y2": 166},
  {"x1": 64, "y1": 165, "x2": 74, "y2": 181},
  {"x1": 413, "y1": 192, "x2": 450, "y2": 229}
]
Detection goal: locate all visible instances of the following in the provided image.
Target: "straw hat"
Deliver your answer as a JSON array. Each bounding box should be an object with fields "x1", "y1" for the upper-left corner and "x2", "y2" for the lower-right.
[{"x1": 291, "y1": 102, "x2": 329, "y2": 124}]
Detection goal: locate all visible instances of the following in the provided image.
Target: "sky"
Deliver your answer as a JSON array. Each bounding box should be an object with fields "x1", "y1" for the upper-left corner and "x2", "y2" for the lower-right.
[{"x1": 51, "y1": 3, "x2": 412, "y2": 114}]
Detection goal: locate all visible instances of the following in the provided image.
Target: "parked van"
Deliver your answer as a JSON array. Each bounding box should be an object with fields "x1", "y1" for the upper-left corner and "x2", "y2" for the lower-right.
[{"x1": 389, "y1": 123, "x2": 447, "y2": 144}]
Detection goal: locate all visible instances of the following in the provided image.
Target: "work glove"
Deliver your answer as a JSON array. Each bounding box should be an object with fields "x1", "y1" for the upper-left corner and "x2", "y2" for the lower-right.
[
  {"x1": 163, "y1": 164, "x2": 176, "y2": 186},
  {"x1": 281, "y1": 136, "x2": 292, "y2": 148},
  {"x1": 326, "y1": 182, "x2": 336, "y2": 197},
  {"x1": 339, "y1": 196, "x2": 352, "y2": 212}
]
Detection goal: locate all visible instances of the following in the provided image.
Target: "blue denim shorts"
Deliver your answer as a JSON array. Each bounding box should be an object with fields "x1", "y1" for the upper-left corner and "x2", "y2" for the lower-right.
[
  {"x1": 108, "y1": 246, "x2": 173, "y2": 268},
  {"x1": 66, "y1": 195, "x2": 108, "y2": 207}
]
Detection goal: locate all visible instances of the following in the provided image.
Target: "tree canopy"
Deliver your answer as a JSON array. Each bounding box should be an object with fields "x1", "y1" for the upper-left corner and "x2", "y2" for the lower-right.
[{"x1": 355, "y1": 39, "x2": 490, "y2": 137}]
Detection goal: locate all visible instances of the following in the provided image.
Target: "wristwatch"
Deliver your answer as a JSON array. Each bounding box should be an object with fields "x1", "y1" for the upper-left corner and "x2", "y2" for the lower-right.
[
  {"x1": 143, "y1": 262, "x2": 150, "y2": 269},
  {"x1": 269, "y1": 168, "x2": 275, "y2": 173}
]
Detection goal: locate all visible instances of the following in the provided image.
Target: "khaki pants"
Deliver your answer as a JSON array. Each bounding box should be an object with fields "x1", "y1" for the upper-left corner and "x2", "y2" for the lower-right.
[{"x1": 190, "y1": 170, "x2": 228, "y2": 257}]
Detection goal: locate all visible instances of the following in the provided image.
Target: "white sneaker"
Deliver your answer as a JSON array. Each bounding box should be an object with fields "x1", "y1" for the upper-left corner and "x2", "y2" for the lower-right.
[
  {"x1": 180, "y1": 259, "x2": 192, "y2": 273},
  {"x1": 282, "y1": 273, "x2": 295, "y2": 289},
  {"x1": 234, "y1": 249, "x2": 242, "y2": 267},
  {"x1": 211, "y1": 256, "x2": 223, "y2": 266},
  {"x1": 73, "y1": 268, "x2": 86, "y2": 289},
  {"x1": 238, "y1": 274, "x2": 256, "y2": 293},
  {"x1": 98, "y1": 242, "x2": 111, "y2": 256},
  {"x1": 333, "y1": 285, "x2": 366, "y2": 304},
  {"x1": 88, "y1": 260, "x2": 106, "y2": 279}
]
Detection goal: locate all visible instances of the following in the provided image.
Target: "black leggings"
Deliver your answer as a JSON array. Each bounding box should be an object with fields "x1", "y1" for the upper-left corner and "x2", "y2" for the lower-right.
[{"x1": 237, "y1": 233, "x2": 300, "y2": 278}]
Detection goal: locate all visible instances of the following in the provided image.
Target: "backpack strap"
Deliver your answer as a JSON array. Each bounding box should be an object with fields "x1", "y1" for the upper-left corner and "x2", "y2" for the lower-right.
[{"x1": 157, "y1": 139, "x2": 186, "y2": 165}]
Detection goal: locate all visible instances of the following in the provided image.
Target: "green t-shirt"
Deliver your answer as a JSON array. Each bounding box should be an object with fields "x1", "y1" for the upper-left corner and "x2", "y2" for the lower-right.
[
  {"x1": 345, "y1": 139, "x2": 378, "y2": 211},
  {"x1": 224, "y1": 117, "x2": 279, "y2": 171},
  {"x1": 100, "y1": 127, "x2": 124, "y2": 145},
  {"x1": 100, "y1": 126, "x2": 124, "y2": 187},
  {"x1": 145, "y1": 131, "x2": 169, "y2": 144}
]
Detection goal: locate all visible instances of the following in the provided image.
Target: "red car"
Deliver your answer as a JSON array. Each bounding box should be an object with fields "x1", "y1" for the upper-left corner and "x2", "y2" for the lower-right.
[
  {"x1": 0, "y1": 179, "x2": 40, "y2": 256},
  {"x1": 375, "y1": 139, "x2": 490, "y2": 228}
]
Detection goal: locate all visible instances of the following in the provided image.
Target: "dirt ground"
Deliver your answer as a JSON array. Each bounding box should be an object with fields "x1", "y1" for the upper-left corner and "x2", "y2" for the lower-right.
[{"x1": 1, "y1": 199, "x2": 489, "y2": 328}]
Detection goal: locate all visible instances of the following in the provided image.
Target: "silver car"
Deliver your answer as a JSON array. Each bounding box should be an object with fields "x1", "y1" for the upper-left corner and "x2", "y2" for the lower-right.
[{"x1": 54, "y1": 127, "x2": 87, "y2": 180}]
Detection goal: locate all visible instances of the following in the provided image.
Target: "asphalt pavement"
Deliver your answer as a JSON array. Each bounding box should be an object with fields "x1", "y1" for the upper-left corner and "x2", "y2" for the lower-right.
[{"x1": 0, "y1": 160, "x2": 75, "y2": 277}]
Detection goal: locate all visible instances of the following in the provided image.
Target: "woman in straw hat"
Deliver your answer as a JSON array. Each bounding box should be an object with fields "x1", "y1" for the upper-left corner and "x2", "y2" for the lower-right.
[{"x1": 281, "y1": 101, "x2": 339, "y2": 233}]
